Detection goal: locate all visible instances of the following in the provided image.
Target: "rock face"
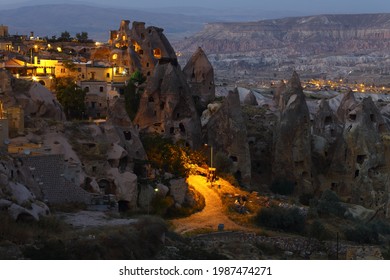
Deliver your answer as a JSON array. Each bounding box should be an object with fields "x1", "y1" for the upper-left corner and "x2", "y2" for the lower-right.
[
  {"x1": 134, "y1": 61, "x2": 202, "y2": 148},
  {"x1": 107, "y1": 168, "x2": 138, "y2": 208},
  {"x1": 108, "y1": 20, "x2": 177, "y2": 78},
  {"x1": 177, "y1": 14, "x2": 390, "y2": 55},
  {"x1": 273, "y1": 72, "x2": 312, "y2": 192},
  {"x1": 183, "y1": 47, "x2": 215, "y2": 106},
  {"x1": 0, "y1": 74, "x2": 65, "y2": 121},
  {"x1": 106, "y1": 96, "x2": 146, "y2": 161},
  {"x1": 327, "y1": 94, "x2": 390, "y2": 209},
  {"x1": 205, "y1": 89, "x2": 251, "y2": 185},
  {"x1": 311, "y1": 100, "x2": 343, "y2": 178},
  {"x1": 0, "y1": 156, "x2": 49, "y2": 221}
]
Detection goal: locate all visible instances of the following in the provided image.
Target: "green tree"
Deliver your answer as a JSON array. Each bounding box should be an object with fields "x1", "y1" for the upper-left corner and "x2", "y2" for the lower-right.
[
  {"x1": 130, "y1": 70, "x2": 146, "y2": 85},
  {"x1": 124, "y1": 70, "x2": 146, "y2": 120},
  {"x1": 141, "y1": 134, "x2": 206, "y2": 178},
  {"x1": 56, "y1": 81, "x2": 86, "y2": 120},
  {"x1": 59, "y1": 31, "x2": 71, "y2": 42},
  {"x1": 75, "y1": 32, "x2": 89, "y2": 42},
  {"x1": 62, "y1": 60, "x2": 76, "y2": 73}
]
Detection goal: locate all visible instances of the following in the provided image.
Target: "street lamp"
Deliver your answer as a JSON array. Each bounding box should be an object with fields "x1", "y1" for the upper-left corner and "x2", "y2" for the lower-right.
[
  {"x1": 147, "y1": 187, "x2": 159, "y2": 215},
  {"x1": 204, "y1": 143, "x2": 213, "y2": 168},
  {"x1": 204, "y1": 144, "x2": 216, "y2": 184}
]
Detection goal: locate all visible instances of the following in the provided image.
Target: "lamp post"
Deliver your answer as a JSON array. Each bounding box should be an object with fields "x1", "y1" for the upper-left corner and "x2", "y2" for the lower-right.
[
  {"x1": 204, "y1": 143, "x2": 213, "y2": 168},
  {"x1": 147, "y1": 187, "x2": 159, "y2": 215}
]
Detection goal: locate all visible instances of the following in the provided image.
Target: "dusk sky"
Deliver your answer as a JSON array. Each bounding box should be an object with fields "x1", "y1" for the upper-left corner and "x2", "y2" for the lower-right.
[{"x1": 2, "y1": 0, "x2": 390, "y2": 14}]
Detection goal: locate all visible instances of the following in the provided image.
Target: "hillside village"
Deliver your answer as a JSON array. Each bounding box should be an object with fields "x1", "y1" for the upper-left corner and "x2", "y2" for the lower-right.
[
  {"x1": 3, "y1": 19, "x2": 390, "y2": 260},
  {"x1": 0, "y1": 19, "x2": 215, "y2": 212}
]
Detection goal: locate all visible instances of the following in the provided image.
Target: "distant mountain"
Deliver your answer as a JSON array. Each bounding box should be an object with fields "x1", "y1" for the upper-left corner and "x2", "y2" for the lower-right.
[
  {"x1": 175, "y1": 13, "x2": 390, "y2": 55},
  {"x1": 0, "y1": 4, "x2": 212, "y2": 41},
  {"x1": 0, "y1": 4, "x2": 309, "y2": 42}
]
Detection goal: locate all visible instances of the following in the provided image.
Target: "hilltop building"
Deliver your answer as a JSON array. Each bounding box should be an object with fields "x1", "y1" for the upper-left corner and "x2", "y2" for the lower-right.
[
  {"x1": 0, "y1": 25, "x2": 9, "y2": 37},
  {"x1": 108, "y1": 20, "x2": 177, "y2": 78}
]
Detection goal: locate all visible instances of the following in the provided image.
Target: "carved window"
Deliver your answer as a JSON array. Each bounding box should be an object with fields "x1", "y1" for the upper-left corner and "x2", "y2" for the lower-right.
[
  {"x1": 153, "y1": 48, "x2": 162, "y2": 59},
  {"x1": 179, "y1": 123, "x2": 185, "y2": 133}
]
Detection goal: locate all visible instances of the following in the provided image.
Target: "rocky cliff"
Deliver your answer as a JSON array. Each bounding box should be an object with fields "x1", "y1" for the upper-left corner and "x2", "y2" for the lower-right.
[
  {"x1": 134, "y1": 61, "x2": 202, "y2": 149},
  {"x1": 204, "y1": 89, "x2": 251, "y2": 185},
  {"x1": 272, "y1": 72, "x2": 312, "y2": 193},
  {"x1": 183, "y1": 47, "x2": 215, "y2": 106},
  {"x1": 177, "y1": 14, "x2": 390, "y2": 55}
]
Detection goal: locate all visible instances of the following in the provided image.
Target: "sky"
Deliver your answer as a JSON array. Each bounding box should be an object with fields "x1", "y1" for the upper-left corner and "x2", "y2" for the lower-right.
[{"x1": 2, "y1": 0, "x2": 390, "y2": 14}]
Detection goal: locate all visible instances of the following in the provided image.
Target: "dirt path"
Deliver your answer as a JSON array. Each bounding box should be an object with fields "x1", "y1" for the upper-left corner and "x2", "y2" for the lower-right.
[{"x1": 171, "y1": 175, "x2": 246, "y2": 234}]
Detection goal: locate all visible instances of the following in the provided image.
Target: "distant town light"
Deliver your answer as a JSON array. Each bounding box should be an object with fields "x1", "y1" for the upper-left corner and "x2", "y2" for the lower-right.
[{"x1": 57, "y1": 47, "x2": 62, "y2": 52}]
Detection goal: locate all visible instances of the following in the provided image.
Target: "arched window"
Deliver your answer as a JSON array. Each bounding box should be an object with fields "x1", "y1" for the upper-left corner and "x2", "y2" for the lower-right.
[{"x1": 153, "y1": 48, "x2": 162, "y2": 59}]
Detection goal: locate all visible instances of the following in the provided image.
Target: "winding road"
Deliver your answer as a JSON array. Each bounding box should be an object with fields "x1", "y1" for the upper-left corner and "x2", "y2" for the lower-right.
[{"x1": 171, "y1": 175, "x2": 246, "y2": 234}]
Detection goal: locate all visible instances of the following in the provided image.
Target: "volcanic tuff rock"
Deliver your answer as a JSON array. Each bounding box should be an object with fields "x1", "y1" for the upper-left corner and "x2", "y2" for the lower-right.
[
  {"x1": 183, "y1": 47, "x2": 215, "y2": 106},
  {"x1": 107, "y1": 20, "x2": 177, "y2": 79},
  {"x1": 272, "y1": 72, "x2": 312, "y2": 192},
  {"x1": 0, "y1": 156, "x2": 49, "y2": 221},
  {"x1": 311, "y1": 100, "x2": 343, "y2": 178},
  {"x1": 106, "y1": 96, "x2": 146, "y2": 161},
  {"x1": 0, "y1": 73, "x2": 65, "y2": 121},
  {"x1": 134, "y1": 61, "x2": 202, "y2": 148},
  {"x1": 205, "y1": 88, "x2": 251, "y2": 185},
  {"x1": 327, "y1": 94, "x2": 390, "y2": 210},
  {"x1": 107, "y1": 168, "x2": 138, "y2": 208}
]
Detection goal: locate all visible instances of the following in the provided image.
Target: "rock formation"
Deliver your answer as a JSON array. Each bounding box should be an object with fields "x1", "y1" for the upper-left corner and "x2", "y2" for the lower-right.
[
  {"x1": 106, "y1": 96, "x2": 146, "y2": 161},
  {"x1": 134, "y1": 61, "x2": 202, "y2": 148},
  {"x1": 272, "y1": 72, "x2": 312, "y2": 192},
  {"x1": 0, "y1": 74, "x2": 65, "y2": 122},
  {"x1": 311, "y1": 100, "x2": 343, "y2": 178},
  {"x1": 107, "y1": 168, "x2": 138, "y2": 208},
  {"x1": 0, "y1": 156, "x2": 49, "y2": 221},
  {"x1": 205, "y1": 88, "x2": 251, "y2": 185},
  {"x1": 183, "y1": 47, "x2": 215, "y2": 106},
  {"x1": 108, "y1": 20, "x2": 177, "y2": 78},
  {"x1": 327, "y1": 95, "x2": 390, "y2": 210}
]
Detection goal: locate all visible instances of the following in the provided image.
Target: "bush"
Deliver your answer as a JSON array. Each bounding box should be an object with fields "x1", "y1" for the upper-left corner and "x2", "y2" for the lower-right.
[
  {"x1": 270, "y1": 179, "x2": 295, "y2": 195},
  {"x1": 255, "y1": 206, "x2": 306, "y2": 233},
  {"x1": 299, "y1": 193, "x2": 314, "y2": 206},
  {"x1": 24, "y1": 217, "x2": 168, "y2": 260},
  {"x1": 344, "y1": 223, "x2": 379, "y2": 244},
  {"x1": 214, "y1": 152, "x2": 233, "y2": 174},
  {"x1": 316, "y1": 189, "x2": 346, "y2": 217},
  {"x1": 308, "y1": 220, "x2": 331, "y2": 240},
  {"x1": 369, "y1": 220, "x2": 390, "y2": 235}
]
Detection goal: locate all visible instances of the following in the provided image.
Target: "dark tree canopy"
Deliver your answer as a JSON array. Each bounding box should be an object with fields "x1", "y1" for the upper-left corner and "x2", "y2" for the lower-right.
[
  {"x1": 75, "y1": 32, "x2": 89, "y2": 42},
  {"x1": 59, "y1": 31, "x2": 72, "y2": 42},
  {"x1": 55, "y1": 78, "x2": 86, "y2": 120}
]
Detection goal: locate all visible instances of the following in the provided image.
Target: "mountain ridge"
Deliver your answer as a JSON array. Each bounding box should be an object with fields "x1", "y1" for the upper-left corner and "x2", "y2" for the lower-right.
[
  {"x1": 176, "y1": 13, "x2": 390, "y2": 55},
  {"x1": 0, "y1": 4, "x2": 210, "y2": 41}
]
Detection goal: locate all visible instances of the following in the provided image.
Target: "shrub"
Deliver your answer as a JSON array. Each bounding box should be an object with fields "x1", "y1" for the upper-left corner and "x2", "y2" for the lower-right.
[
  {"x1": 214, "y1": 152, "x2": 233, "y2": 174},
  {"x1": 308, "y1": 220, "x2": 331, "y2": 240},
  {"x1": 270, "y1": 179, "x2": 295, "y2": 195},
  {"x1": 316, "y1": 189, "x2": 346, "y2": 217},
  {"x1": 299, "y1": 193, "x2": 314, "y2": 206},
  {"x1": 369, "y1": 220, "x2": 390, "y2": 235},
  {"x1": 344, "y1": 223, "x2": 379, "y2": 244},
  {"x1": 255, "y1": 206, "x2": 306, "y2": 233},
  {"x1": 24, "y1": 217, "x2": 168, "y2": 260}
]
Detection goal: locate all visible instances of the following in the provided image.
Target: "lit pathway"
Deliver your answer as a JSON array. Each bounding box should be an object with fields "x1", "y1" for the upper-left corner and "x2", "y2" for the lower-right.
[{"x1": 171, "y1": 175, "x2": 246, "y2": 234}]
